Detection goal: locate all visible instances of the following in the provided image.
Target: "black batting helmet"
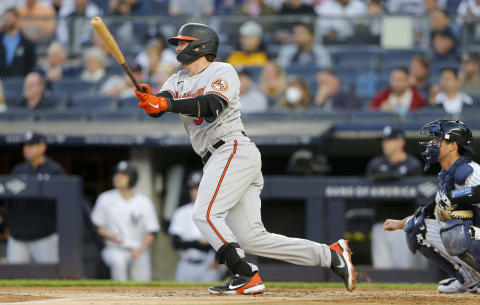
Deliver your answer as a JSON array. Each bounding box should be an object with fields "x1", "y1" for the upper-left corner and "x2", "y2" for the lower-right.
[
  {"x1": 114, "y1": 161, "x2": 138, "y2": 188},
  {"x1": 168, "y1": 23, "x2": 219, "y2": 64}
]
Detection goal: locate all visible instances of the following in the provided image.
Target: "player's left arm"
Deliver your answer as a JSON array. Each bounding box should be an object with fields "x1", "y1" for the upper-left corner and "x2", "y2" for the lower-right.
[{"x1": 440, "y1": 165, "x2": 480, "y2": 210}]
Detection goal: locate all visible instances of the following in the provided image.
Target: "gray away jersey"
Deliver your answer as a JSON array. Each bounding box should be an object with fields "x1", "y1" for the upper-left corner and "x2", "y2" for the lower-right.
[{"x1": 159, "y1": 62, "x2": 245, "y2": 156}]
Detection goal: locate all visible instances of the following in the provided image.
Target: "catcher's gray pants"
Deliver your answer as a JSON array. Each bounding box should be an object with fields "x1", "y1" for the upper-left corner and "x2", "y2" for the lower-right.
[
  {"x1": 192, "y1": 133, "x2": 331, "y2": 268},
  {"x1": 424, "y1": 219, "x2": 480, "y2": 285}
]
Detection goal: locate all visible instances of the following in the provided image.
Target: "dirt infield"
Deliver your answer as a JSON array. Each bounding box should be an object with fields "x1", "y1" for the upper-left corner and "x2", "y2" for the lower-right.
[{"x1": 0, "y1": 286, "x2": 478, "y2": 305}]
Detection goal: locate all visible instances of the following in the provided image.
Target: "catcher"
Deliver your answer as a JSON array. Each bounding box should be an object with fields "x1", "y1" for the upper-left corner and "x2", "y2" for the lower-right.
[{"x1": 384, "y1": 120, "x2": 480, "y2": 293}]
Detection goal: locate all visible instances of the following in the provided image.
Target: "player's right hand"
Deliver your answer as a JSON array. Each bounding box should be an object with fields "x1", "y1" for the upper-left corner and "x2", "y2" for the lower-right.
[
  {"x1": 383, "y1": 218, "x2": 406, "y2": 231},
  {"x1": 135, "y1": 83, "x2": 168, "y2": 115}
]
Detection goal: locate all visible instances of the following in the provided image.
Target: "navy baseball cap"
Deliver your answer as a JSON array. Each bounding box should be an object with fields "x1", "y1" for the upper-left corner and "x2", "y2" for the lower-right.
[
  {"x1": 382, "y1": 126, "x2": 405, "y2": 139},
  {"x1": 187, "y1": 171, "x2": 202, "y2": 188},
  {"x1": 24, "y1": 131, "x2": 47, "y2": 144}
]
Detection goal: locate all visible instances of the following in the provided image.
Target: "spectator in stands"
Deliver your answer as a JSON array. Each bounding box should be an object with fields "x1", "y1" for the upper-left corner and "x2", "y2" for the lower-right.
[
  {"x1": 81, "y1": 47, "x2": 107, "y2": 83},
  {"x1": 227, "y1": 21, "x2": 268, "y2": 67},
  {"x1": 169, "y1": 0, "x2": 214, "y2": 16},
  {"x1": 277, "y1": 23, "x2": 331, "y2": 68},
  {"x1": 424, "y1": 0, "x2": 440, "y2": 14},
  {"x1": 429, "y1": 9, "x2": 461, "y2": 42},
  {"x1": 316, "y1": 0, "x2": 368, "y2": 44},
  {"x1": 136, "y1": 34, "x2": 178, "y2": 78},
  {"x1": 13, "y1": 72, "x2": 54, "y2": 110},
  {"x1": 430, "y1": 68, "x2": 475, "y2": 115},
  {"x1": 6, "y1": 131, "x2": 66, "y2": 264},
  {"x1": 369, "y1": 68, "x2": 426, "y2": 114},
  {"x1": 0, "y1": 8, "x2": 36, "y2": 78},
  {"x1": 57, "y1": 0, "x2": 103, "y2": 53},
  {"x1": 0, "y1": 0, "x2": 17, "y2": 16},
  {"x1": 240, "y1": 0, "x2": 276, "y2": 16},
  {"x1": 0, "y1": 79, "x2": 5, "y2": 112},
  {"x1": 259, "y1": 61, "x2": 287, "y2": 105},
  {"x1": 279, "y1": 0, "x2": 315, "y2": 15},
  {"x1": 17, "y1": 0, "x2": 56, "y2": 42},
  {"x1": 384, "y1": 0, "x2": 425, "y2": 15},
  {"x1": 107, "y1": 0, "x2": 146, "y2": 46},
  {"x1": 109, "y1": 0, "x2": 145, "y2": 15},
  {"x1": 456, "y1": 0, "x2": 480, "y2": 39},
  {"x1": 239, "y1": 69, "x2": 268, "y2": 113},
  {"x1": 366, "y1": 125, "x2": 424, "y2": 269},
  {"x1": 100, "y1": 62, "x2": 144, "y2": 98},
  {"x1": 216, "y1": 0, "x2": 244, "y2": 14},
  {"x1": 151, "y1": 65, "x2": 177, "y2": 93},
  {"x1": 315, "y1": 69, "x2": 359, "y2": 110},
  {"x1": 460, "y1": 52, "x2": 480, "y2": 95},
  {"x1": 51, "y1": 0, "x2": 63, "y2": 15},
  {"x1": 276, "y1": 78, "x2": 312, "y2": 110},
  {"x1": 408, "y1": 55, "x2": 431, "y2": 100},
  {"x1": 431, "y1": 28, "x2": 459, "y2": 61},
  {"x1": 349, "y1": 0, "x2": 383, "y2": 44},
  {"x1": 39, "y1": 41, "x2": 78, "y2": 83}
]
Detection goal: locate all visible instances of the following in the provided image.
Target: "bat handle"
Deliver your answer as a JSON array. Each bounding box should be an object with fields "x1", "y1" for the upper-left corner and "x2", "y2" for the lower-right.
[{"x1": 121, "y1": 63, "x2": 144, "y2": 93}]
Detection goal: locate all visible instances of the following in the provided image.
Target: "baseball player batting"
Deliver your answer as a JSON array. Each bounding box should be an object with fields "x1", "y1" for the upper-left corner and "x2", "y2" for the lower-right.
[{"x1": 134, "y1": 23, "x2": 356, "y2": 294}]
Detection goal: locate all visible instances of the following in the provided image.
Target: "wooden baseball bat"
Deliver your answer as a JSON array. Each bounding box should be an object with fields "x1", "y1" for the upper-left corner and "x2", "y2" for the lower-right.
[{"x1": 90, "y1": 17, "x2": 143, "y2": 92}]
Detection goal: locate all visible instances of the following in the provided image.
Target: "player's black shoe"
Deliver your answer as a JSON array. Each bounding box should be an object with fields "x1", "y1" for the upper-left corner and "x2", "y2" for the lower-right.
[
  {"x1": 208, "y1": 272, "x2": 265, "y2": 295},
  {"x1": 329, "y1": 239, "x2": 357, "y2": 292}
]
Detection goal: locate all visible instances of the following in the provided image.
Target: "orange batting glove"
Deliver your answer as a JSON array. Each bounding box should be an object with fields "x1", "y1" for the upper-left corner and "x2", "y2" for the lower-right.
[{"x1": 135, "y1": 83, "x2": 168, "y2": 115}]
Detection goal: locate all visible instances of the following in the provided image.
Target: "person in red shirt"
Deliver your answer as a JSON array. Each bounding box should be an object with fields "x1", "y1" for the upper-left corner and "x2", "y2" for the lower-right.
[{"x1": 369, "y1": 68, "x2": 426, "y2": 114}]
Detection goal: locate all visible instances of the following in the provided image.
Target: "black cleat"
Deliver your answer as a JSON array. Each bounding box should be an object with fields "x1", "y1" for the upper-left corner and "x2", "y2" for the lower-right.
[
  {"x1": 329, "y1": 239, "x2": 357, "y2": 292},
  {"x1": 208, "y1": 272, "x2": 265, "y2": 295}
]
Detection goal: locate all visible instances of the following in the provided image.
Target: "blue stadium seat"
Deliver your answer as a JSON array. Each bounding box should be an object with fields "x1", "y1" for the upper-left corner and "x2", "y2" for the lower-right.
[
  {"x1": 285, "y1": 66, "x2": 319, "y2": 80},
  {"x1": 381, "y1": 49, "x2": 426, "y2": 62},
  {"x1": 52, "y1": 79, "x2": 95, "y2": 96},
  {"x1": 0, "y1": 108, "x2": 34, "y2": 121},
  {"x1": 2, "y1": 78, "x2": 24, "y2": 99},
  {"x1": 118, "y1": 97, "x2": 139, "y2": 110},
  {"x1": 37, "y1": 110, "x2": 88, "y2": 122},
  {"x1": 70, "y1": 95, "x2": 117, "y2": 110},
  {"x1": 90, "y1": 110, "x2": 140, "y2": 121},
  {"x1": 430, "y1": 60, "x2": 460, "y2": 75},
  {"x1": 355, "y1": 72, "x2": 380, "y2": 99}
]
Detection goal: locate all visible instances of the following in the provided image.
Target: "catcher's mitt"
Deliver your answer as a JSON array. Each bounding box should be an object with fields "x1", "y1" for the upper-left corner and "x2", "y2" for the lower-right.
[{"x1": 435, "y1": 203, "x2": 474, "y2": 221}]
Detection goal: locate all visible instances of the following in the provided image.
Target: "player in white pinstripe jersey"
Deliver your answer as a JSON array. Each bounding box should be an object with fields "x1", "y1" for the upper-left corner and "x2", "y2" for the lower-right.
[{"x1": 383, "y1": 120, "x2": 480, "y2": 293}]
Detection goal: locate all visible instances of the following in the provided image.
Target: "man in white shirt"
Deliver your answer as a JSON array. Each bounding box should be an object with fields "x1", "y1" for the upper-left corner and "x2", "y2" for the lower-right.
[
  {"x1": 433, "y1": 67, "x2": 474, "y2": 115},
  {"x1": 169, "y1": 171, "x2": 225, "y2": 282},
  {"x1": 91, "y1": 161, "x2": 160, "y2": 281},
  {"x1": 238, "y1": 69, "x2": 268, "y2": 113},
  {"x1": 316, "y1": 0, "x2": 367, "y2": 42}
]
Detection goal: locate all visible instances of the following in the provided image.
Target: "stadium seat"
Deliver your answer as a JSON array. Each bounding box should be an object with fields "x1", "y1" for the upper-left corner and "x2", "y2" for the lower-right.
[
  {"x1": 90, "y1": 110, "x2": 140, "y2": 121},
  {"x1": 355, "y1": 72, "x2": 380, "y2": 99},
  {"x1": 0, "y1": 108, "x2": 34, "y2": 121},
  {"x1": 36, "y1": 110, "x2": 88, "y2": 122},
  {"x1": 2, "y1": 78, "x2": 24, "y2": 99},
  {"x1": 118, "y1": 97, "x2": 139, "y2": 110},
  {"x1": 70, "y1": 95, "x2": 117, "y2": 110},
  {"x1": 51, "y1": 79, "x2": 95, "y2": 96},
  {"x1": 381, "y1": 49, "x2": 426, "y2": 62}
]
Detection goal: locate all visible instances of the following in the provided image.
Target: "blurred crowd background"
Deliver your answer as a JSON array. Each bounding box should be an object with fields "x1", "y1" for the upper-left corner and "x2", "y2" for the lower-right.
[{"x1": 0, "y1": 0, "x2": 480, "y2": 120}]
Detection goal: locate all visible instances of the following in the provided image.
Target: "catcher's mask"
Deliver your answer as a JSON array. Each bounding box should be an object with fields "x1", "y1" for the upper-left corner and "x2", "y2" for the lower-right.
[{"x1": 419, "y1": 120, "x2": 474, "y2": 171}]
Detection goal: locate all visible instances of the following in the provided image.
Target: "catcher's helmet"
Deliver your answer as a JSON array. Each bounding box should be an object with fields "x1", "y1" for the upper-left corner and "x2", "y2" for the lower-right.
[
  {"x1": 419, "y1": 120, "x2": 474, "y2": 171},
  {"x1": 114, "y1": 161, "x2": 138, "y2": 188},
  {"x1": 168, "y1": 23, "x2": 219, "y2": 64}
]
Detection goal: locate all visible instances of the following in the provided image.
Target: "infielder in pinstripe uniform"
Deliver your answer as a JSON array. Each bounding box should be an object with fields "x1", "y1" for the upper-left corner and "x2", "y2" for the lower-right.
[
  {"x1": 384, "y1": 120, "x2": 480, "y2": 293},
  {"x1": 134, "y1": 23, "x2": 356, "y2": 295}
]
